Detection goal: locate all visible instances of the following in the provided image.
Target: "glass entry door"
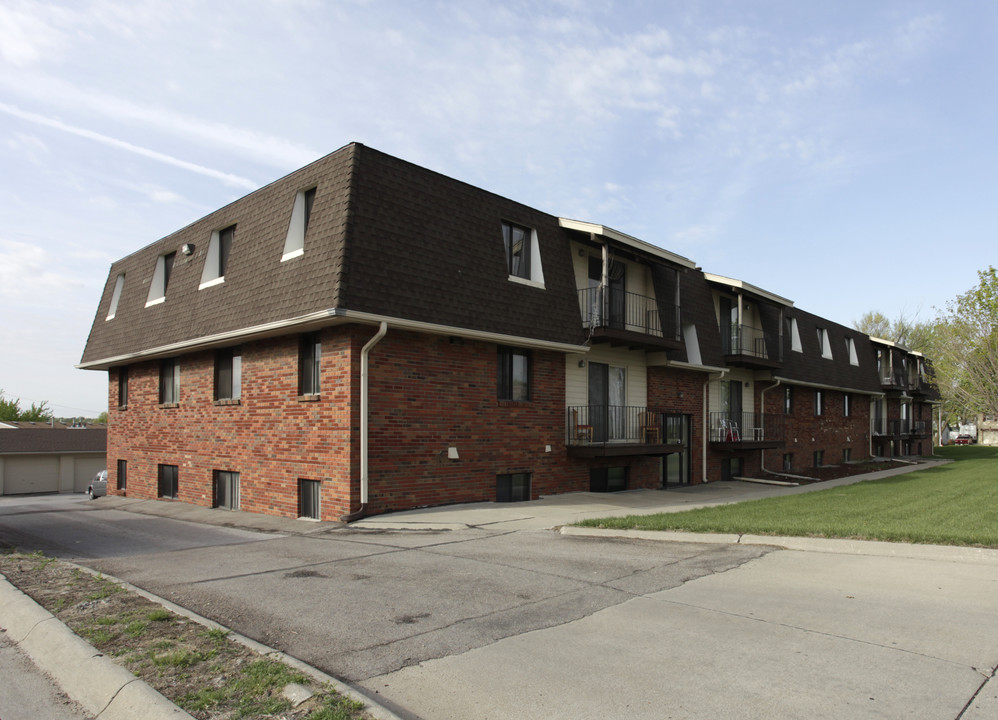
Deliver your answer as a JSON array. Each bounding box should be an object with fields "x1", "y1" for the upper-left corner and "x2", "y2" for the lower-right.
[{"x1": 589, "y1": 362, "x2": 626, "y2": 442}]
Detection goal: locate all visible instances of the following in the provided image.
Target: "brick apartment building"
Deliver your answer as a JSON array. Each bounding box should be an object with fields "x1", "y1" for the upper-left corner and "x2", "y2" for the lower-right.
[{"x1": 79, "y1": 143, "x2": 939, "y2": 521}]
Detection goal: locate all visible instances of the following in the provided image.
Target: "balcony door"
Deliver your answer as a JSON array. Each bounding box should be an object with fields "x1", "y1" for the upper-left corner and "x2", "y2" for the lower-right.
[
  {"x1": 588, "y1": 257, "x2": 625, "y2": 329},
  {"x1": 589, "y1": 361, "x2": 626, "y2": 442},
  {"x1": 720, "y1": 380, "x2": 743, "y2": 437},
  {"x1": 720, "y1": 296, "x2": 738, "y2": 354}
]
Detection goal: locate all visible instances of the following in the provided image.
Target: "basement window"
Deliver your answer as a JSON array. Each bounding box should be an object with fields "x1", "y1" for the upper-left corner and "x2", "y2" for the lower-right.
[
  {"x1": 298, "y1": 479, "x2": 320, "y2": 519},
  {"x1": 496, "y1": 472, "x2": 531, "y2": 502}
]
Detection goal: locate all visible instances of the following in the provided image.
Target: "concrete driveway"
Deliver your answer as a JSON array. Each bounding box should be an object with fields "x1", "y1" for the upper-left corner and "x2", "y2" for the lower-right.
[{"x1": 2, "y1": 463, "x2": 997, "y2": 720}]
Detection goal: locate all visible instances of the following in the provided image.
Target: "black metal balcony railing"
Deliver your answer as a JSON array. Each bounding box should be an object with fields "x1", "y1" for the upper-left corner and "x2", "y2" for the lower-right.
[
  {"x1": 708, "y1": 412, "x2": 785, "y2": 444},
  {"x1": 912, "y1": 420, "x2": 928, "y2": 436},
  {"x1": 578, "y1": 287, "x2": 679, "y2": 340},
  {"x1": 871, "y1": 417, "x2": 887, "y2": 436},
  {"x1": 723, "y1": 323, "x2": 780, "y2": 361},
  {"x1": 877, "y1": 419, "x2": 913, "y2": 437},
  {"x1": 566, "y1": 406, "x2": 686, "y2": 446}
]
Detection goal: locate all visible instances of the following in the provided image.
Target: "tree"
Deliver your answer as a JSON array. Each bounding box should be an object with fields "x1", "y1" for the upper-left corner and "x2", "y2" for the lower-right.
[
  {"x1": 930, "y1": 266, "x2": 998, "y2": 422},
  {"x1": 0, "y1": 389, "x2": 54, "y2": 422},
  {"x1": 853, "y1": 308, "x2": 933, "y2": 352}
]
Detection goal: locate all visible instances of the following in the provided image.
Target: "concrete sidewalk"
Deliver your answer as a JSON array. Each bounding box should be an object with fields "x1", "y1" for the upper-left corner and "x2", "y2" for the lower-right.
[{"x1": 352, "y1": 458, "x2": 951, "y2": 532}]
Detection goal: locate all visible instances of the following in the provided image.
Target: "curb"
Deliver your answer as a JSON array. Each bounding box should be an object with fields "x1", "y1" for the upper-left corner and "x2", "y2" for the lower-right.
[
  {"x1": 0, "y1": 575, "x2": 193, "y2": 720},
  {"x1": 67, "y1": 564, "x2": 406, "y2": 720},
  {"x1": 559, "y1": 526, "x2": 998, "y2": 563}
]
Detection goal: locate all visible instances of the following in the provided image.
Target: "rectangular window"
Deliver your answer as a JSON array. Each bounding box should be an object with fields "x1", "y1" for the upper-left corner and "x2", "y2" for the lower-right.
[
  {"x1": 214, "y1": 347, "x2": 242, "y2": 401},
  {"x1": 299, "y1": 479, "x2": 320, "y2": 519},
  {"x1": 814, "y1": 390, "x2": 824, "y2": 416},
  {"x1": 282, "y1": 187, "x2": 317, "y2": 261},
  {"x1": 843, "y1": 393, "x2": 851, "y2": 417},
  {"x1": 214, "y1": 470, "x2": 240, "y2": 510},
  {"x1": 783, "y1": 453, "x2": 793, "y2": 472},
  {"x1": 843, "y1": 448, "x2": 852, "y2": 462},
  {"x1": 590, "y1": 467, "x2": 628, "y2": 492},
  {"x1": 298, "y1": 333, "x2": 321, "y2": 395},
  {"x1": 502, "y1": 222, "x2": 531, "y2": 279},
  {"x1": 783, "y1": 386, "x2": 793, "y2": 415},
  {"x1": 496, "y1": 473, "x2": 531, "y2": 502},
  {"x1": 817, "y1": 328, "x2": 832, "y2": 358},
  {"x1": 106, "y1": 273, "x2": 125, "y2": 320},
  {"x1": 497, "y1": 346, "x2": 530, "y2": 401},
  {"x1": 159, "y1": 358, "x2": 180, "y2": 404},
  {"x1": 146, "y1": 251, "x2": 176, "y2": 306},
  {"x1": 787, "y1": 317, "x2": 802, "y2": 352},
  {"x1": 813, "y1": 450, "x2": 824, "y2": 467},
  {"x1": 158, "y1": 464, "x2": 178, "y2": 499},
  {"x1": 846, "y1": 337, "x2": 859, "y2": 365},
  {"x1": 116, "y1": 459, "x2": 127, "y2": 491},
  {"x1": 200, "y1": 225, "x2": 235, "y2": 288},
  {"x1": 117, "y1": 367, "x2": 128, "y2": 409}
]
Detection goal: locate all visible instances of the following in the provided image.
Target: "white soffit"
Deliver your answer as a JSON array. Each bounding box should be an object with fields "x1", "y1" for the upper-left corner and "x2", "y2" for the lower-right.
[
  {"x1": 703, "y1": 272, "x2": 795, "y2": 307},
  {"x1": 558, "y1": 218, "x2": 697, "y2": 269}
]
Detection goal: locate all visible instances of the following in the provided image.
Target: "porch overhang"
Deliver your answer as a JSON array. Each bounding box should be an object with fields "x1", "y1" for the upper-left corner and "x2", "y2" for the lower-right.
[{"x1": 567, "y1": 442, "x2": 685, "y2": 458}]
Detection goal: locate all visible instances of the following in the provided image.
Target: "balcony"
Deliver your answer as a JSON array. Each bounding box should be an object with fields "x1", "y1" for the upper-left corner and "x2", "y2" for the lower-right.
[
  {"x1": 879, "y1": 368, "x2": 909, "y2": 394},
  {"x1": 912, "y1": 420, "x2": 930, "y2": 437},
  {"x1": 566, "y1": 406, "x2": 687, "y2": 457},
  {"x1": 875, "y1": 419, "x2": 913, "y2": 438},
  {"x1": 578, "y1": 288, "x2": 681, "y2": 351},
  {"x1": 708, "y1": 412, "x2": 785, "y2": 449},
  {"x1": 722, "y1": 323, "x2": 782, "y2": 369}
]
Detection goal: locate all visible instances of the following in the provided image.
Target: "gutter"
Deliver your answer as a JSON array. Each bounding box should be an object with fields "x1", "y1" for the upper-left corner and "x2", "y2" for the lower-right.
[{"x1": 341, "y1": 321, "x2": 388, "y2": 523}]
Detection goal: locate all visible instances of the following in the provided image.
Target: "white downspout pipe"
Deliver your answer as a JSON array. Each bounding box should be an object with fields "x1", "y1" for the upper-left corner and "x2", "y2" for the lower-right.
[
  {"x1": 758, "y1": 378, "x2": 781, "y2": 473},
  {"x1": 344, "y1": 321, "x2": 387, "y2": 522}
]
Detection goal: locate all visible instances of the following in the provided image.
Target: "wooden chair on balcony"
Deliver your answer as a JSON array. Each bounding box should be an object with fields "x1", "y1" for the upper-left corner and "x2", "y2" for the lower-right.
[
  {"x1": 639, "y1": 411, "x2": 661, "y2": 444},
  {"x1": 571, "y1": 409, "x2": 593, "y2": 444}
]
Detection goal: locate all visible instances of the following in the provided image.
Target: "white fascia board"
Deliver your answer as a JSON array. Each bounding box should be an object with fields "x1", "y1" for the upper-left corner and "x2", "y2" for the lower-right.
[
  {"x1": 771, "y1": 375, "x2": 883, "y2": 397},
  {"x1": 702, "y1": 273, "x2": 795, "y2": 307},
  {"x1": 558, "y1": 218, "x2": 697, "y2": 269},
  {"x1": 77, "y1": 308, "x2": 591, "y2": 370}
]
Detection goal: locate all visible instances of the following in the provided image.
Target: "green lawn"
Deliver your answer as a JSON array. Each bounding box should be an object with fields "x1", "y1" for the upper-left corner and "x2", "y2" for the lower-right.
[{"x1": 575, "y1": 446, "x2": 998, "y2": 547}]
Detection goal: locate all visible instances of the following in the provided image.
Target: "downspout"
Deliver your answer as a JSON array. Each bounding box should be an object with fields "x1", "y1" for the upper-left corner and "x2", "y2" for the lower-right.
[
  {"x1": 758, "y1": 378, "x2": 781, "y2": 473},
  {"x1": 341, "y1": 321, "x2": 388, "y2": 523},
  {"x1": 702, "y1": 369, "x2": 729, "y2": 483}
]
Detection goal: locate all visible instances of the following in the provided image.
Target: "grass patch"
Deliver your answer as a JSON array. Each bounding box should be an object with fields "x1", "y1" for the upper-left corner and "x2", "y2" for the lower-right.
[
  {"x1": 576, "y1": 446, "x2": 998, "y2": 547},
  {"x1": 146, "y1": 608, "x2": 173, "y2": 622}
]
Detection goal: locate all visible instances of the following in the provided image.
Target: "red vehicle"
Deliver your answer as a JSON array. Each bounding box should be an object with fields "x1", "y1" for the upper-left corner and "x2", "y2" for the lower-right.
[{"x1": 953, "y1": 434, "x2": 975, "y2": 445}]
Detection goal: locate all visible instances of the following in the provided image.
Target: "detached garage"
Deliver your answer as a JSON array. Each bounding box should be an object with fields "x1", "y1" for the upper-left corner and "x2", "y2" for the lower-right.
[{"x1": 0, "y1": 427, "x2": 107, "y2": 495}]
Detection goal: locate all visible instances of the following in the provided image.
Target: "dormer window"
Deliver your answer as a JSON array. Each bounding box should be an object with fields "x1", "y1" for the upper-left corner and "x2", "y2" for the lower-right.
[
  {"x1": 200, "y1": 224, "x2": 235, "y2": 289},
  {"x1": 282, "y1": 187, "x2": 316, "y2": 262},
  {"x1": 502, "y1": 221, "x2": 545, "y2": 287},
  {"x1": 106, "y1": 273, "x2": 124, "y2": 320},
  {"x1": 817, "y1": 328, "x2": 832, "y2": 359},
  {"x1": 145, "y1": 251, "x2": 176, "y2": 307},
  {"x1": 787, "y1": 317, "x2": 802, "y2": 353},
  {"x1": 846, "y1": 337, "x2": 859, "y2": 365}
]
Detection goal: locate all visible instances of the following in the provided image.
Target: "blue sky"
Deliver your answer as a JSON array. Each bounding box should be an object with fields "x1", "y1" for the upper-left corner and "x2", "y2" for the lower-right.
[{"x1": 1, "y1": 0, "x2": 994, "y2": 418}]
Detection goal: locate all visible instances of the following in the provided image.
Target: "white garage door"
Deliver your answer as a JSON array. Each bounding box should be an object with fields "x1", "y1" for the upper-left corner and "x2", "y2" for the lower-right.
[
  {"x1": 74, "y1": 457, "x2": 107, "y2": 493},
  {"x1": 4, "y1": 456, "x2": 60, "y2": 494}
]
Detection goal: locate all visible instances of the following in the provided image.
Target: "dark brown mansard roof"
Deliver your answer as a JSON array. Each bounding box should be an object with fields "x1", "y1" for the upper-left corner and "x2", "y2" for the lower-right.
[
  {"x1": 779, "y1": 308, "x2": 883, "y2": 394},
  {"x1": 80, "y1": 143, "x2": 587, "y2": 369}
]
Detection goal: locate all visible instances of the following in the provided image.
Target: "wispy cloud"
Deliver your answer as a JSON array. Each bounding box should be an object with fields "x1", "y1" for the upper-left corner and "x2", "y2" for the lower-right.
[{"x1": 0, "y1": 102, "x2": 259, "y2": 189}]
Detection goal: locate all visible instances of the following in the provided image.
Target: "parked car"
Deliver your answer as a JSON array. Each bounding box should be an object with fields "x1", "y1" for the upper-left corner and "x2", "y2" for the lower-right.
[
  {"x1": 953, "y1": 434, "x2": 975, "y2": 445},
  {"x1": 87, "y1": 469, "x2": 108, "y2": 499}
]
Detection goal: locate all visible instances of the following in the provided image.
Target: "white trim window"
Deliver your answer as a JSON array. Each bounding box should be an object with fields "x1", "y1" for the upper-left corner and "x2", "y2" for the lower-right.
[
  {"x1": 502, "y1": 221, "x2": 545, "y2": 288},
  {"x1": 283, "y1": 187, "x2": 316, "y2": 262},
  {"x1": 200, "y1": 225, "x2": 235, "y2": 289},
  {"x1": 145, "y1": 251, "x2": 176, "y2": 306},
  {"x1": 106, "y1": 273, "x2": 125, "y2": 320}
]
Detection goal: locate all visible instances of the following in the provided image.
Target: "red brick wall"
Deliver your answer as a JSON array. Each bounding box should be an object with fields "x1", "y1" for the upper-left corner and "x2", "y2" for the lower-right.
[
  {"x1": 106, "y1": 327, "x2": 358, "y2": 520},
  {"x1": 760, "y1": 383, "x2": 872, "y2": 473},
  {"x1": 105, "y1": 324, "x2": 662, "y2": 521},
  {"x1": 647, "y1": 366, "x2": 706, "y2": 484}
]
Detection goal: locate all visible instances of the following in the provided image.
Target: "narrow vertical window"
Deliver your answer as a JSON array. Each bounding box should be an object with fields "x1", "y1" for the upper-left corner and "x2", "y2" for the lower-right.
[
  {"x1": 106, "y1": 273, "x2": 125, "y2": 320},
  {"x1": 814, "y1": 390, "x2": 824, "y2": 416},
  {"x1": 497, "y1": 346, "x2": 530, "y2": 401},
  {"x1": 146, "y1": 251, "x2": 176, "y2": 306},
  {"x1": 283, "y1": 187, "x2": 317, "y2": 261},
  {"x1": 843, "y1": 393, "x2": 851, "y2": 417},
  {"x1": 159, "y1": 358, "x2": 180, "y2": 404},
  {"x1": 117, "y1": 366, "x2": 129, "y2": 408},
  {"x1": 783, "y1": 386, "x2": 793, "y2": 415},
  {"x1": 502, "y1": 222, "x2": 531, "y2": 279},
  {"x1": 214, "y1": 347, "x2": 242, "y2": 401},
  {"x1": 116, "y1": 459, "x2": 127, "y2": 491},
  {"x1": 299, "y1": 333, "x2": 321, "y2": 395},
  {"x1": 200, "y1": 225, "x2": 235, "y2": 288}
]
